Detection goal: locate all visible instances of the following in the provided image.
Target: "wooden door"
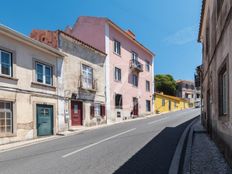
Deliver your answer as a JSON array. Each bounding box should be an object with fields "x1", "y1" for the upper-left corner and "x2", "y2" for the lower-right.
[{"x1": 71, "y1": 101, "x2": 83, "y2": 126}]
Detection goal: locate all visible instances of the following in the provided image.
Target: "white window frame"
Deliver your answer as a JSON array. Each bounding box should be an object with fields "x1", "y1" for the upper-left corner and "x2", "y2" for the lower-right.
[
  {"x1": 81, "y1": 64, "x2": 93, "y2": 89},
  {"x1": 0, "y1": 50, "x2": 12, "y2": 77},
  {"x1": 146, "y1": 100, "x2": 151, "y2": 112},
  {"x1": 115, "y1": 67, "x2": 121, "y2": 81},
  {"x1": 0, "y1": 101, "x2": 13, "y2": 135},
  {"x1": 146, "y1": 80, "x2": 150, "y2": 92},
  {"x1": 145, "y1": 60, "x2": 150, "y2": 72},
  {"x1": 35, "y1": 62, "x2": 53, "y2": 85},
  {"x1": 114, "y1": 40, "x2": 121, "y2": 55}
]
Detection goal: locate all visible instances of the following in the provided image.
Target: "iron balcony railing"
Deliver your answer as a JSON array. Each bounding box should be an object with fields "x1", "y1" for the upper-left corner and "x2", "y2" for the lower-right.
[
  {"x1": 79, "y1": 75, "x2": 97, "y2": 91},
  {"x1": 130, "y1": 59, "x2": 143, "y2": 72}
]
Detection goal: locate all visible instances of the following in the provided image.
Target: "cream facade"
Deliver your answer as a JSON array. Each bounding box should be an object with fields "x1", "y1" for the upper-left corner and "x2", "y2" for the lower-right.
[
  {"x1": 0, "y1": 25, "x2": 65, "y2": 145},
  {"x1": 30, "y1": 30, "x2": 107, "y2": 128}
]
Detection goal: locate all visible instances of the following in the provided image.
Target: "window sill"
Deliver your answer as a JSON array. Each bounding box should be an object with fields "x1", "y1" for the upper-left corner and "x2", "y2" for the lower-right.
[
  {"x1": 31, "y1": 82, "x2": 56, "y2": 90},
  {"x1": 0, "y1": 133, "x2": 16, "y2": 138},
  {"x1": 113, "y1": 52, "x2": 121, "y2": 57},
  {"x1": 0, "y1": 75, "x2": 18, "y2": 82},
  {"x1": 114, "y1": 80, "x2": 122, "y2": 83},
  {"x1": 218, "y1": 115, "x2": 230, "y2": 122}
]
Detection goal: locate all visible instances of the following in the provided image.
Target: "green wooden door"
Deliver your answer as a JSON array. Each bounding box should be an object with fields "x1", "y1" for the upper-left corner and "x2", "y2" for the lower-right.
[{"x1": 36, "y1": 105, "x2": 53, "y2": 136}]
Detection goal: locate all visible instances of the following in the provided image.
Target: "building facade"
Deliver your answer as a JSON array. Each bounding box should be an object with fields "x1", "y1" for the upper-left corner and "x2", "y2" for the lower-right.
[
  {"x1": 154, "y1": 92, "x2": 190, "y2": 114},
  {"x1": 0, "y1": 25, "x2": 65, "y2": 144},
  {"x1": 30, "y1": 30, "x2": 107, "y2": 128},
  {"x1": 198, "y1": 0, "x2": 232, "y2": 166},
  {"x1": 65, "y1": 16, "x2": 155, "y2": 122},
  {"x1": 176, "y1": 80, "x2": 201, "y2": 107}
]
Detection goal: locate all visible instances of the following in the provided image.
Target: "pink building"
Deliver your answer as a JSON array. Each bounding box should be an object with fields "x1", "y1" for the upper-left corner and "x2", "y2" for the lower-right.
[{"x1": 66, "y1": 16, "x2": 155, "y2": 122}]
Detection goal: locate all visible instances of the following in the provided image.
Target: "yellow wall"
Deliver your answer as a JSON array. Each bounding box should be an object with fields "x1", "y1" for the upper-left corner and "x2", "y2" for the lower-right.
[{"x1": 154, "y1": 93, "x2": 190, "y2": 114}]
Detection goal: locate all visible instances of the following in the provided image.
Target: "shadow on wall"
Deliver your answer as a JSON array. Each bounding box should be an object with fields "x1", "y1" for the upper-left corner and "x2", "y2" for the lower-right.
[{"x1": 113, "y1": 117, "x2": 197, "y2": 174}]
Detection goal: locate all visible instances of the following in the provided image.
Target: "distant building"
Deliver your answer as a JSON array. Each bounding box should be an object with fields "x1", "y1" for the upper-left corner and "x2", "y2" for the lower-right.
[
  {"x1": 154, "y1": 92, "x2": 190, "y2": 114},
  {"x1": 176, "y1": 80, "x2": 201, "y2": 107},
  {"x1": 198, "y1": 0, "x2": 232, "y2": 166}
]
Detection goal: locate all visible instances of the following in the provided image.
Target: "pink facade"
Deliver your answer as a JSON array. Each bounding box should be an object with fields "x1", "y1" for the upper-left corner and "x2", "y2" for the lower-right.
[{"x1": 67, "y1": 16, "x2": 154, "y2": 122}]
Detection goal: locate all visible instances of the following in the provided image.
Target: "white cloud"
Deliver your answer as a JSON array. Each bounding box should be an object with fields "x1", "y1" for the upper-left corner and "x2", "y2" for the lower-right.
[{"x1": 163, "y1": 26, "x2": 197, "y2": 45}]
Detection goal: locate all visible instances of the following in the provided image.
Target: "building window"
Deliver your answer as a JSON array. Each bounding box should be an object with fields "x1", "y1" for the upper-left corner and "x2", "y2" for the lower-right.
[
  {"x1": 174, "y1": 102, "x2": 177, "y2": 108},
  {"x1": 114, "y1": 40, "x2": 121, "y2": 55},
  {"x1": 0, "y1": 49, "x2": 12, "y2": 77},
  {"x1": 146, "y1": 100, "x2": 151, "y2": 112},
  {"x1": 36, "y1": 62, "x2": 53, "y2": 85},
  {"x1": 132, "y1": 74, "x2": 138, "y2": 87},
  {"x1": 115, "y1": 94, "x2": 123, "y2": 109},
  {"x1": 162, "y1": 99, "x2": 165, "y2": 106},
  {"x1": 115, "y1": 67, "x2": 121, "y2": 81},
  {"x1": 196, "y1": 94, "x2": 200, "y2": 99},
  {"x1": 94, "y1": 103, "x2": 101, "y2": 116},
  {"x1": 145, "y1": 60, "x2": 150, "y2": 72},
  {"x1": 219, "y1": 63, "x2": 228, "y2": 116},
  {"x1": 132, "y1": 51, "x2": 138, "y2": 62},
  {"x1": 146, "y1": 80, "x2": 150, "y2": 92},
  {"x1": 82, "y1": 64, "x2": 93, "y2": 89},
  {"x1": 0, "y1": 101, "x2": 13, "y2": 135}
]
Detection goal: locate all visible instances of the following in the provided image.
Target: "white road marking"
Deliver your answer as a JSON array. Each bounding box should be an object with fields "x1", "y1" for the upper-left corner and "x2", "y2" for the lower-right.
[
  {"x1": 147, "y1": 117, "x2": 168, "y2": 125},
  {"x1": 62, "y1": 128, "x2": 136, "y2": 158}
]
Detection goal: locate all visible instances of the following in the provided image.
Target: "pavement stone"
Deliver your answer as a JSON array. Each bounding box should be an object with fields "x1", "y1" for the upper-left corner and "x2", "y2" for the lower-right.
[{"x1": 190, "y1": 121, "x2": 232, "y2": 174}]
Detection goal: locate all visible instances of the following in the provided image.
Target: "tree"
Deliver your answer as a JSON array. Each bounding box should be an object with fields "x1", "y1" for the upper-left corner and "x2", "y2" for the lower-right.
[{"x1": 155, "y1": 74, "x2": 177, "y2": 96}]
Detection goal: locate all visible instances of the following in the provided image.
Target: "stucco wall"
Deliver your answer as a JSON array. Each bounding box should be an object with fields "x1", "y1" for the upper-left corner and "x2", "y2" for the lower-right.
[
  {"x1": 201, "y1": 0, "x2": 232, "y2": 166},
  {"x1": 0, "y1": 32, "x2": 64, "y2": 144},
  {"x1": 59, "y1": 34, "x2": 106, "y2": 126}
]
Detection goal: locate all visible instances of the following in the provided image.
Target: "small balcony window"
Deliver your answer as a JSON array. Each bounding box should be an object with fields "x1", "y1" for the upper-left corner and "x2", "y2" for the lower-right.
[
  {"x1": 114, "y1": 40, "x2": 121, "y2": 55},
  {"x1": 115, "y1": 67, "x2": 121, "y2": 81},
  {"x1": 132, "y1": 74, "x2": 138, "y2": 87},
  {"x1": 115, "y1": 94, "x2": 123, "y2": 109}
]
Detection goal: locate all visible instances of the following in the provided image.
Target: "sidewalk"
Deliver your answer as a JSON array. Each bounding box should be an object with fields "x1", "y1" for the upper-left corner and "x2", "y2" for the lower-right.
[{"x1": 190, "y1": 121, "x2": 232, "y2": 174}]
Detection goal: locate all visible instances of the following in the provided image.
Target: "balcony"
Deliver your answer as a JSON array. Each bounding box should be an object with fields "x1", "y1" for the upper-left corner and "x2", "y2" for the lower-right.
[
  {"x1": 130, "y1": 59, "x2": 143, "y2": 72},
  {"x1": 79, "y1": 75, "x2": 97, "y2": 91}
]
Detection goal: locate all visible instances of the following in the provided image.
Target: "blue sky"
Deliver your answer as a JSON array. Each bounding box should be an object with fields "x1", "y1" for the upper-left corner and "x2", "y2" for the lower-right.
[{"x1": 0, "y1": 0, "x2": 202, "y2": 80}]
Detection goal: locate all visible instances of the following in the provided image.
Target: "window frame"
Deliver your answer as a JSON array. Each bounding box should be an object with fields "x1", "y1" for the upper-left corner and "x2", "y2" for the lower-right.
[
  {"x1": 132, "y1": 74, "x2": 138, "y2": 87},
  {"x1": 162, "y1": 99, "x2": 165, "y2": 106},
  {"x1": 146, "y1": 80, "x2": 150, "y2": 92},
  {"x1": 115, "y1": 94, "x2": 123, "y2": 109},
  {"x1": 35, "y1": 61, "x2": 53, "y2": 86},
  {"x1": 81, "y1": 64, "x2": 94, "y2": 89},
  {"x1": 114, "y1": 40, "x2": 121, "y2": 55},
  {"x1": 0, "y1": 49, "x2": 12, "y2": 77},
  {"x1": 145, "y1": 60, "x2": 150, "y2": 72},
  {"x1": 146, "y1": 100, "x2": 151, "y2": 112},
  {"x1": 94, "y1": 103, "x2": 101, "y2": 117},
  {"x1": 218, "y1": 58, "x2": 229, "y2": 117},
  {"x1": 0, "y1": 101, "x2": 13, "y2": 136},
  {"x1": 114, "y1": 67, "x2": 121, "y2": 81}
]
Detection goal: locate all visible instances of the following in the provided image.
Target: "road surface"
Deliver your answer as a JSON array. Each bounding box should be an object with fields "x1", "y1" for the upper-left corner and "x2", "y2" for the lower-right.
[{"x1": 0, "y1": 109, "x2": 200, "y2": 174}]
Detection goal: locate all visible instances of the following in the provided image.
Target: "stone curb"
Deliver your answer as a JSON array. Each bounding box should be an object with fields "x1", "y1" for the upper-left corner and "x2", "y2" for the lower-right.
[{"x1": 168, "y1": 116, "x2": 199, "y2": 174}]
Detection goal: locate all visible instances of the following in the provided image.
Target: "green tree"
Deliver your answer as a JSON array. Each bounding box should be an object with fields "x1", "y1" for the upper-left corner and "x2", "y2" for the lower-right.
[{"x1": 155, "y1": 74, "x2": 177, "y2": 96}]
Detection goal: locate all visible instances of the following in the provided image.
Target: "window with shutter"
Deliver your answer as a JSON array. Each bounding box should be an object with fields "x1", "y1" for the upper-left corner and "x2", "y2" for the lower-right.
[{"x1": 100, "y1": 104, "x2": 106, "y2": 117}]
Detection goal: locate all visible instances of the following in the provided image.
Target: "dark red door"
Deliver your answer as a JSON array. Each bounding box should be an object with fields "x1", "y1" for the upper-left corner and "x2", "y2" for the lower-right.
[
  {"x1": 133, "y1": 97, "x2": 139, "y2": 116},
  {"x1": 71, "y1": 101, "x2": 83, "y2": 126}
]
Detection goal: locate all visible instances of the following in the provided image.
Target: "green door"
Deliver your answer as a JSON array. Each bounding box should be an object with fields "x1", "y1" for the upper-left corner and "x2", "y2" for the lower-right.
[{"x1": 36, "y1": 105, "x2": 53, "y2": 136}]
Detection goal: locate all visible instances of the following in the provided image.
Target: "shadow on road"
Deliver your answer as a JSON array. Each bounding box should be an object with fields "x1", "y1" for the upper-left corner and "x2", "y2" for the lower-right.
[{"x1": 113, "y1": 117, "x2": 197, "y2": 174}]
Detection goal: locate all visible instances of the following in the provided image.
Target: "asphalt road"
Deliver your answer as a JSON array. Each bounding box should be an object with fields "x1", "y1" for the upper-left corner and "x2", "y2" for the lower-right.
[{"x1": 0, "y1": 109, "x2": 200, "y2": 174}]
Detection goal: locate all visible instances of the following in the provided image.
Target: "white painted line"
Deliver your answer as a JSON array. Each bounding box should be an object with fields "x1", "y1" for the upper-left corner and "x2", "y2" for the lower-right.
[
  {"x1": 62, "y1": 128, "x2": 136, "y2": 158},
  {"x1": 147, "y1": 117, "x2": 168, "y2": 125}
]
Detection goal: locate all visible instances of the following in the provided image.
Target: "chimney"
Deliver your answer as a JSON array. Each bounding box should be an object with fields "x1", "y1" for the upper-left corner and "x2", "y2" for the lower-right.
[
  {"x1": 126, "y1": 29, "x2": 136, "y2": 40},
  {"x1": 30, "y1": 30, "x2": 58, "y2": 48}
]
